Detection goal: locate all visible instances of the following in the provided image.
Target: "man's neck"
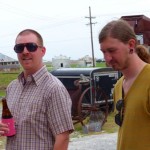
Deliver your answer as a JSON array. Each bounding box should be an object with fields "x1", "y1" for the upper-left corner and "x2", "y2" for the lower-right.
[
  {"x1": 122, "y1": 58, "x2": 147, "y2": 95},
  {"x1": 122, "y1": 58, "x2": 147, "y2": 81}
]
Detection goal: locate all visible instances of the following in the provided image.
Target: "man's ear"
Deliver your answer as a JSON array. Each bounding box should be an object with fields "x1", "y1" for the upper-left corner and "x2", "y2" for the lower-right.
[
  {"x1": 128, "y1": 39, "x2": 136, "y2": 50},
  {"x1": 41, "y1": 47, "x2": 46, "y2": 57}
]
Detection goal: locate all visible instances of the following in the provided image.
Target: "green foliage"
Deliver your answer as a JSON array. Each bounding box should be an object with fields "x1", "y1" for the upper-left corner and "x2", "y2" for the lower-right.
[
  {"x1": 96, "y1": 62, "x2": 106, "y2": 67},
  {"x1": 70, "y1": 62, "x2": 106, "y2": 68},
  {"x1": 70, "y1": 64, "x2": 78, "y2": 68},
  {"x1": 0, "y1": 73, "x2": 18, "y2": 86},
  {"x1": 0, "y1": 72, "x2": 19, "y2": 97},
  {"x1": 44, "y1": 62, "x2": 53, "y2": 71},
  {"x1": 0, "y1": 90, "x2": 6, "y2": 97}
]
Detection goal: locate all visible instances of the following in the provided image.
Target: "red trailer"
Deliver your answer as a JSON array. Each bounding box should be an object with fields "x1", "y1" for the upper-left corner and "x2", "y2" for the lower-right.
[{"x1": 121, "y1": 15, "x2": 150, "y2": 48}]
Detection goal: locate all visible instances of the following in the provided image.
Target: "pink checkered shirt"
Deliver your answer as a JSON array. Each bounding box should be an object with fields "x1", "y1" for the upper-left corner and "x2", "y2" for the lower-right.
[{"x1": 6, "y1": 66, "x2": 74, "y2": 150}]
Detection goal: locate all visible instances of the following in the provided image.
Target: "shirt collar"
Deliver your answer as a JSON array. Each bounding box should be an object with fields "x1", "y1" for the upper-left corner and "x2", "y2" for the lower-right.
[{"x1": 18, "y1": 65, "x2": 48, "y2": 86}]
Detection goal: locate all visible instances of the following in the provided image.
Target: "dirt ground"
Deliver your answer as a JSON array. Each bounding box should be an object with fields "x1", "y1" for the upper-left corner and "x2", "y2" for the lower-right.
[{"x1": 68, "y1": 132, "x2": 117, "y2": 150}]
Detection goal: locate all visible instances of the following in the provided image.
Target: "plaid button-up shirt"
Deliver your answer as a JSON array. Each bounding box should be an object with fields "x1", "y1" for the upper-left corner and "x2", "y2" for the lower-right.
[{"x1": 6, "y1": 66, "x2": 74, "y2": 150}]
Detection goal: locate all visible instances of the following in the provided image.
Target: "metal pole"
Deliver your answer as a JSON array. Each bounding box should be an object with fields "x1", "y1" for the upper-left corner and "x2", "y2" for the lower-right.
[{"x1": 89, "y1": 6, "x2": 95, "y2": 67}]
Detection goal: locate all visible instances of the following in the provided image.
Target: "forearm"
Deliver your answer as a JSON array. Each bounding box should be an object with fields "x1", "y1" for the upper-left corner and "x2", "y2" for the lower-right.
[{"x1": 53, "y1": 131, "x2": 70, "y2": 150}]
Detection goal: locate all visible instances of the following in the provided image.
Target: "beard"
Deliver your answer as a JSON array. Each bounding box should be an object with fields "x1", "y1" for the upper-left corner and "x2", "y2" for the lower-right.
[{"x1": 108, "y1": 59, "x2": 129, "y2": 71}]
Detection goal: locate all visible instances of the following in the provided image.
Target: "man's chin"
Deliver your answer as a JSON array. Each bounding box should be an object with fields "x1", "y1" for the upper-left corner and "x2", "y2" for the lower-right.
[
  {"x1": 22, "y1": 65, "x2": 32, "y2": 70},
  {"x1": 110, "y1": 64, "x2": 119, "y2": 70}
]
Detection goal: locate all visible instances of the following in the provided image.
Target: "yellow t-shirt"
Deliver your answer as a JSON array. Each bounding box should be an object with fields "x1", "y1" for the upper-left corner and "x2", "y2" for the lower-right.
[{"x1": 114, "y1": 64, "x2": 150, "y2": 150}]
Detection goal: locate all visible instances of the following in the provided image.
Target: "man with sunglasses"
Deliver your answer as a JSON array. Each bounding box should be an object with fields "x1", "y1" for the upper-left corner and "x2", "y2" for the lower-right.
[
  {"x1": 98, "y1": 19, "x2": 150, "y2": 150},
  {"x1": 0, "y1": 29, "x2": 74, "y2": 150}
]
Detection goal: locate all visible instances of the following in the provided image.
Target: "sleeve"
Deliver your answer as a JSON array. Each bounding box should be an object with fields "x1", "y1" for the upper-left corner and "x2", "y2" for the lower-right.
[{"x1": 45, "y1": 84, "x2": 74, "y2": 136}]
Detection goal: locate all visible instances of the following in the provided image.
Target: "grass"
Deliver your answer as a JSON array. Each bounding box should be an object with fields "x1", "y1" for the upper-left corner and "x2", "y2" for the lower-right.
[
  {"x1": 0, "y1": 91, "x2": 5, "y2": 98},
  {"x1": 0, "y1": 72, "x2": 18, "y2": 87},
  {"x1": 102, "y1": 112, "x2": 119, "y2": 133},
  {"x1": 70, "y1": 112, "x2": 118, "y2": 139},
  {"x1": 96, "y1": 62, "x2": 106, "y2": 67},
  {"x1": 0, "y1": 72, "x2": 19, "y2": 97}
]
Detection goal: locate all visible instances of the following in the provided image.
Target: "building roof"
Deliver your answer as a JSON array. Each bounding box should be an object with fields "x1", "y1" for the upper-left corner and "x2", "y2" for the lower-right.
[
  {"x1": 53, "y1": 55, "x2": 70, "y2": 59},
  {"x1": 121, "y1": 15, "x2": 150, "y2": 45},
  {"x1": 0, "y1": 53, "x2": 17, "y2": 62},
  {"x1": 121, "y1": 15, "x2": 150, "y2": 31}
]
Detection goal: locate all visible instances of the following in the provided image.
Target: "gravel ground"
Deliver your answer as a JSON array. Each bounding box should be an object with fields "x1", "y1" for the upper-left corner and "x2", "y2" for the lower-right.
[{"x1": 68, "y1": 132, "x2": 117, "y2": 150}]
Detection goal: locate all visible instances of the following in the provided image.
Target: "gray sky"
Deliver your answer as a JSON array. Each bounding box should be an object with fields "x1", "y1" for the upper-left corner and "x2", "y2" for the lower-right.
[{"x1": 0, "y1": 0, "x2": 150, "y2": 61}]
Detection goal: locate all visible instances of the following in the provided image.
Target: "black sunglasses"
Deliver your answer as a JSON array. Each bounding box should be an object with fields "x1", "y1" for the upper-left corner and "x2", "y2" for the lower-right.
[
  {"x1": 14, "y1": 43, "x2": 42, "y2": 53},
  {"x1": 115, "y1": 99, "x2": 124, "y2": 126}
]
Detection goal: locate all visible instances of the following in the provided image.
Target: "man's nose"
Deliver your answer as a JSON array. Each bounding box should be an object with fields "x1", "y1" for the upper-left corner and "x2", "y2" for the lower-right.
[
  {"x1": 104, "y1": 53, "x2": 112, "y2": 62},
  {"x1": 22, "y1": 46, "x2": 29, "y2": 53}
]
